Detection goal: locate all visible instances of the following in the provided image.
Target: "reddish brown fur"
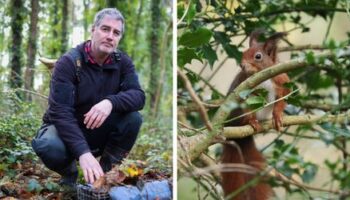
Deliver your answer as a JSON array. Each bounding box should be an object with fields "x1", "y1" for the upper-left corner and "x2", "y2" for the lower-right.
[
  {"x1": 221, "y1": 30, "x2": 290, "y2": 199},
  {"x1": 222, "y1": 137, "x2": 272, "y2": 200}
]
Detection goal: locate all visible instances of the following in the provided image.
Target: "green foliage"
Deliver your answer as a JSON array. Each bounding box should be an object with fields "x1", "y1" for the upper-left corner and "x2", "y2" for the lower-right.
[
  {"x1": 325, "y1": 158, "x2": 350, "y2": 189},
  {"x1": 0, "y1": 111, "x2": 41, "y2": 164},
  {"x1": 270, "y1": 139, "x2": 318, "y2": 184},
  {"x1": 129, "y1": 118, "x2": 172, "y2": 175},
  {"x1": 27, "y1": 179, "x2": 43, "y2": 193},
  {"x1": 179, "y1": 28, "x2": 213, "y2": 48}
]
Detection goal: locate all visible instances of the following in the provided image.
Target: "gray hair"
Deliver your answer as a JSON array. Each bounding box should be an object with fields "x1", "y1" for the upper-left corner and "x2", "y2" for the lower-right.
[{"x1": 93, "y1": 8, "x2": 125, "y2": 33}]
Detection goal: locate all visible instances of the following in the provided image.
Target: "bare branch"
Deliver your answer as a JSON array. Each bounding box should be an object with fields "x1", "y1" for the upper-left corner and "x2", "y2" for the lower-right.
[
  {"x1": 178, "y1": 69, "x2": 213, "y2": 131},
  {"x1": 223, "y1": 113, "x2": 350, "y2": 139},
  {"x1": 278, "y1": 44, "x2": 326, "y2": 52}
]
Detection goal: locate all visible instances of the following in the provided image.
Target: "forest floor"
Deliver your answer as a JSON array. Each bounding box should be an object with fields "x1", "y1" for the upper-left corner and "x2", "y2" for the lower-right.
[
  {"x1": 0, "y1": 159, "x2": 64, "y2": 200},
  {"x1": 0, "y1": 158, "x2": 171, "y2": 200}
]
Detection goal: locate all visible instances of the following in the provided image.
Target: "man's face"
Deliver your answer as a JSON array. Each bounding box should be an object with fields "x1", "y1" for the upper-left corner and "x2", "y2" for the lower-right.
[{"x1": 91, "y1": 16, "x2": 123, "y2": 55}]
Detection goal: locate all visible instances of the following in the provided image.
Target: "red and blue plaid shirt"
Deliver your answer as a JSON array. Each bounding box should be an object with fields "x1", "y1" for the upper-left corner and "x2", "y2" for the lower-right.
[{"x1": 84, "y1": 40, "x2": 113, "y2": 64}]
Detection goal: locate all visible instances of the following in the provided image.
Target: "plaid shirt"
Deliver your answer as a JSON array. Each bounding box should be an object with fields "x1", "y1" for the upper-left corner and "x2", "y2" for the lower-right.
[{"x1": 84, "y1": 40, "x2": 112, "y2": 64}]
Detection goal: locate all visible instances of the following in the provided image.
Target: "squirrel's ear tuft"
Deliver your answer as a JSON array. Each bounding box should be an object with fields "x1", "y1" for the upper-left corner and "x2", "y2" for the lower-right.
[
  {"x1": 263, "y1": 32, "x2": 287, "y2": 62},
  {"x1": 249, "y1": 29, "x2": 265, "y2": 47}
]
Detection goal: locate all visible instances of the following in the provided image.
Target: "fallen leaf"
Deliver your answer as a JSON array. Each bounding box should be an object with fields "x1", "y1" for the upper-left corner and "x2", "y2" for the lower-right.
[
  {"x1": 92, "y1": 176, "x2": 106, "y2": 189},
  {"x1": 106, "y1": 169, "x2": 126, "y2": 186}
]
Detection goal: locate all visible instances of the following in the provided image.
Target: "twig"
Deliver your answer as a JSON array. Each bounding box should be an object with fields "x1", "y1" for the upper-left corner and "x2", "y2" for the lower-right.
[
  {"x1": 177, "y1": 0, "x2": 192, "y2": 26},
  {"x1": 278, "y1": 44, "x2": 326, "y2": 52},
  {"x1": 184, "y1": 67, "x2": 225, "y2": 97},
  {"x1": 178, "y1": 69, "x2": 213, "y2": 131}
]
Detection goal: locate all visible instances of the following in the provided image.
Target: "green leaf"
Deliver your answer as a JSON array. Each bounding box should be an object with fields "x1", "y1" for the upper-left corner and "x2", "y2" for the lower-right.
[
  {"x1": 27, "y1": 179, "x2": 43, "y2": 192},
  {"x1": 305, "y1": 71, "x2": 333, "y2": 90},
  {"x1": 178, "y1": 28, "x2": 213, "y2": 48},
  {"x1": 301, "y1": 27, "x2": 310, "y2": 33},
  {"x1": 321, "y1": 123, "x2": 350, "y2": 138},
  {"x1": 202, "y1": 45, "x2": 218, "y2": 68},
  {"x1": 177, "y1": 47, "x2": 201, "y2": 68},
  {"x1": 246, "y1": 96, "x2": 265, "y2": 109},
  {"x1": 213, "y1": 32, "x2": 242, "y2": 62},
  {"x1": 305, "y1": 51, "x2": 315, "y2": 64},
  {"x1": 301, "y1": 164, "x2": 318, "y2": 183},
  {"x1": 286, "y1": 96, "x2": 302, "y2": 107},
  {"x1": 252, "y1": 88, "x2": 268, "y2": 99},
  {"x1": 186, "y1": 3, "x2": 196, "y2": 24},
  {"x1": 214, "y1": 31, "x2": 231, "y2": 44},
  {"x1": 44, "y1": 181, "x2": 59, "y2": 191},
  {"x1": 223, "y1": 44, "x2": 242, "y2": 63}
]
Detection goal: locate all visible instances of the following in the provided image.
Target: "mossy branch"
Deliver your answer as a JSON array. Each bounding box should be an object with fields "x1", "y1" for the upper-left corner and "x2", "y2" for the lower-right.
[
  {"x1": 180, "y1": 48, "x2": 350, "y2": 162},
  {"x1": 180, "y1": 112, "x2": 350, "y2": 151}
]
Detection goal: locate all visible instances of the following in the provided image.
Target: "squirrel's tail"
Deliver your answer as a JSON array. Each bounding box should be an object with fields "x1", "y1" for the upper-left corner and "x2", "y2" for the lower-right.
[{"x1": 221, "y1": 136, "x2": 272, "y2": 200}]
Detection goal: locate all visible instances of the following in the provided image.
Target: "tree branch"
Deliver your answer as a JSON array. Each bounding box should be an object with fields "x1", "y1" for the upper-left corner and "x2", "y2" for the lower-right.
[
  {"x1": 200, "y1": 7, "x2": 348, "y2": 23},
  {"x1": 178, "y1": 69, "x2": 213, "y2": 131},
  {"x1": 180, "y1": 48, "x2": 350, "y2": 162},
  {"x1": 278, "y1": 44, "x2": 326, "y2": 52},
  {"x1": 223, "y1": 113, "x2": 350, "y2": 138},
  {"x1": 180, "y1": 112, "x2": 350, "y2": 147}
]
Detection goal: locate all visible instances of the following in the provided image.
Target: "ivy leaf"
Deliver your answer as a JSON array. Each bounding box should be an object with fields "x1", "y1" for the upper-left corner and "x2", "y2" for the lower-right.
[
  {"x1": 301, "y1": 164, "x2": 318, "y2": 183},
  {"x1": 178, "y1": 28, "x2": 213, "y2": 48},
  {"x1": 252, "y1": 88, "x2": 268, "y2": 99},
  {"x1": 223, "y1": 44, "x2": 242, "y2": 63},
  {"x1": 186, "y1": 3, "x2": 196, "y2": 24},
  {"x1": 44, "y1": 181, "x2": 59, "y2": 191},
  {"x1": 321, "y1": 123, "x2": 350, "y2": 138},
  {"x1": 27, "y1": 179, "x2": 43, "y2": 192},
  {"x1": 305, "y1": 51, "x2": 315, "y2": 64},
  {"x1": 305, "y1": 71, "x2": 333, "y2": 90},
  {"x1": 246, "y1": 96, "x2": 265, "y2": 109},
  {"x1": 214, "y1": 31, "x2": 231, "y2": 44},
  {"x1": 177, "y1": 47, "x2": 201, "y2": 68},
  {"x1": 202, "y1": 45, "x2": 218, "y2": 68},
  {"x1": 213, "y1": 31, "x2": 242, "y2": 62}
]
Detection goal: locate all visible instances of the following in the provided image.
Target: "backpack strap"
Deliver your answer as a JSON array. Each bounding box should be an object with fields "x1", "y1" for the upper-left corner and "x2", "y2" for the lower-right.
[
  {"x1": 67, "y1": 48, "x2": 83, "y2": 103},
  {"x1": 113, "y1": 49, "x2": 121, "y2": 62},
  {"x1": 67, "y1": 48, "x2": 83, "y2": 84}
]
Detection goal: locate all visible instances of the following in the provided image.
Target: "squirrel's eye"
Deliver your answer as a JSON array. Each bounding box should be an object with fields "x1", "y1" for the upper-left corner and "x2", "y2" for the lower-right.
[{"x1": 254, "y1": 52, "x2": 263, "y2": 61}]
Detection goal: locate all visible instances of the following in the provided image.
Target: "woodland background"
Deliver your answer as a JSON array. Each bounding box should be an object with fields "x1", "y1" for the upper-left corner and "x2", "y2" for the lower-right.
[
  {"x1": 177, "y1": 0, "x2": 350, "y2": 199},
  {"x1": 0, "y1": 0, "x2": 173, "y2": 199}
]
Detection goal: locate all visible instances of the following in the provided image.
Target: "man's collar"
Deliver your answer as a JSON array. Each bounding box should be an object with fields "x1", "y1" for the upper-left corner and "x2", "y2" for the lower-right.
[{"x1": 84, "y1": 40, "x2": 113, "y2": 65}]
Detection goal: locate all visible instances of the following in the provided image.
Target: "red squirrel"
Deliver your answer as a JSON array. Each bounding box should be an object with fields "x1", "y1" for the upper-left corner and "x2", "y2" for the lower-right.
[{"x1": 221, "y1": 30, "x2": 290, "y2": 200}]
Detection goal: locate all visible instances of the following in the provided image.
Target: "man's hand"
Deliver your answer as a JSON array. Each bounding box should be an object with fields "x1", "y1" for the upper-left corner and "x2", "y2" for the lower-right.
[
  {"x1": 79, "y1": 152, "x2": 104, "y2": 184},
  {"x1": 84, "y1": 99, "x2": 113, "y2": 129}
]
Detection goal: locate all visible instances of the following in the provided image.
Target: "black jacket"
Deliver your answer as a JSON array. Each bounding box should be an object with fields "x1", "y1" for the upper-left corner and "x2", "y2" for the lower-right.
[{"x1": 43, "y1": 41, "x2": 145, "y2": 158}]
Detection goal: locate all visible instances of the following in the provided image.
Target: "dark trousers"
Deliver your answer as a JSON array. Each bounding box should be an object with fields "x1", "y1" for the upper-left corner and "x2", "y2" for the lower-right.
[{"x1": 32, "y1": 112, "x2": 142, "y2": 175}]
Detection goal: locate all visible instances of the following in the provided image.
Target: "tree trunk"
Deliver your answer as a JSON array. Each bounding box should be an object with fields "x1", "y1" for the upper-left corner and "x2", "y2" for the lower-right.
[
  {"x1": 83, "y1": 0, "x2": 90, "y2": 40},
  {"x1": 24, "y1": 0, "x2": 39, "y2": 101},
  {"x1": 149, "y1": 0, "x2": 161, "y2": 116},
  {"x1": 60, "y1": 0, "x2": 69, "y2": 54},
  {"x1": 131, "y1": 1, "x2": 144, "y2": 59},
  {"x1": 50, "y1": 0, "x2": 60, "y2": 57},
  {"x1": 9, "y1": 0, "x2": 24, "y2": 92}
]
